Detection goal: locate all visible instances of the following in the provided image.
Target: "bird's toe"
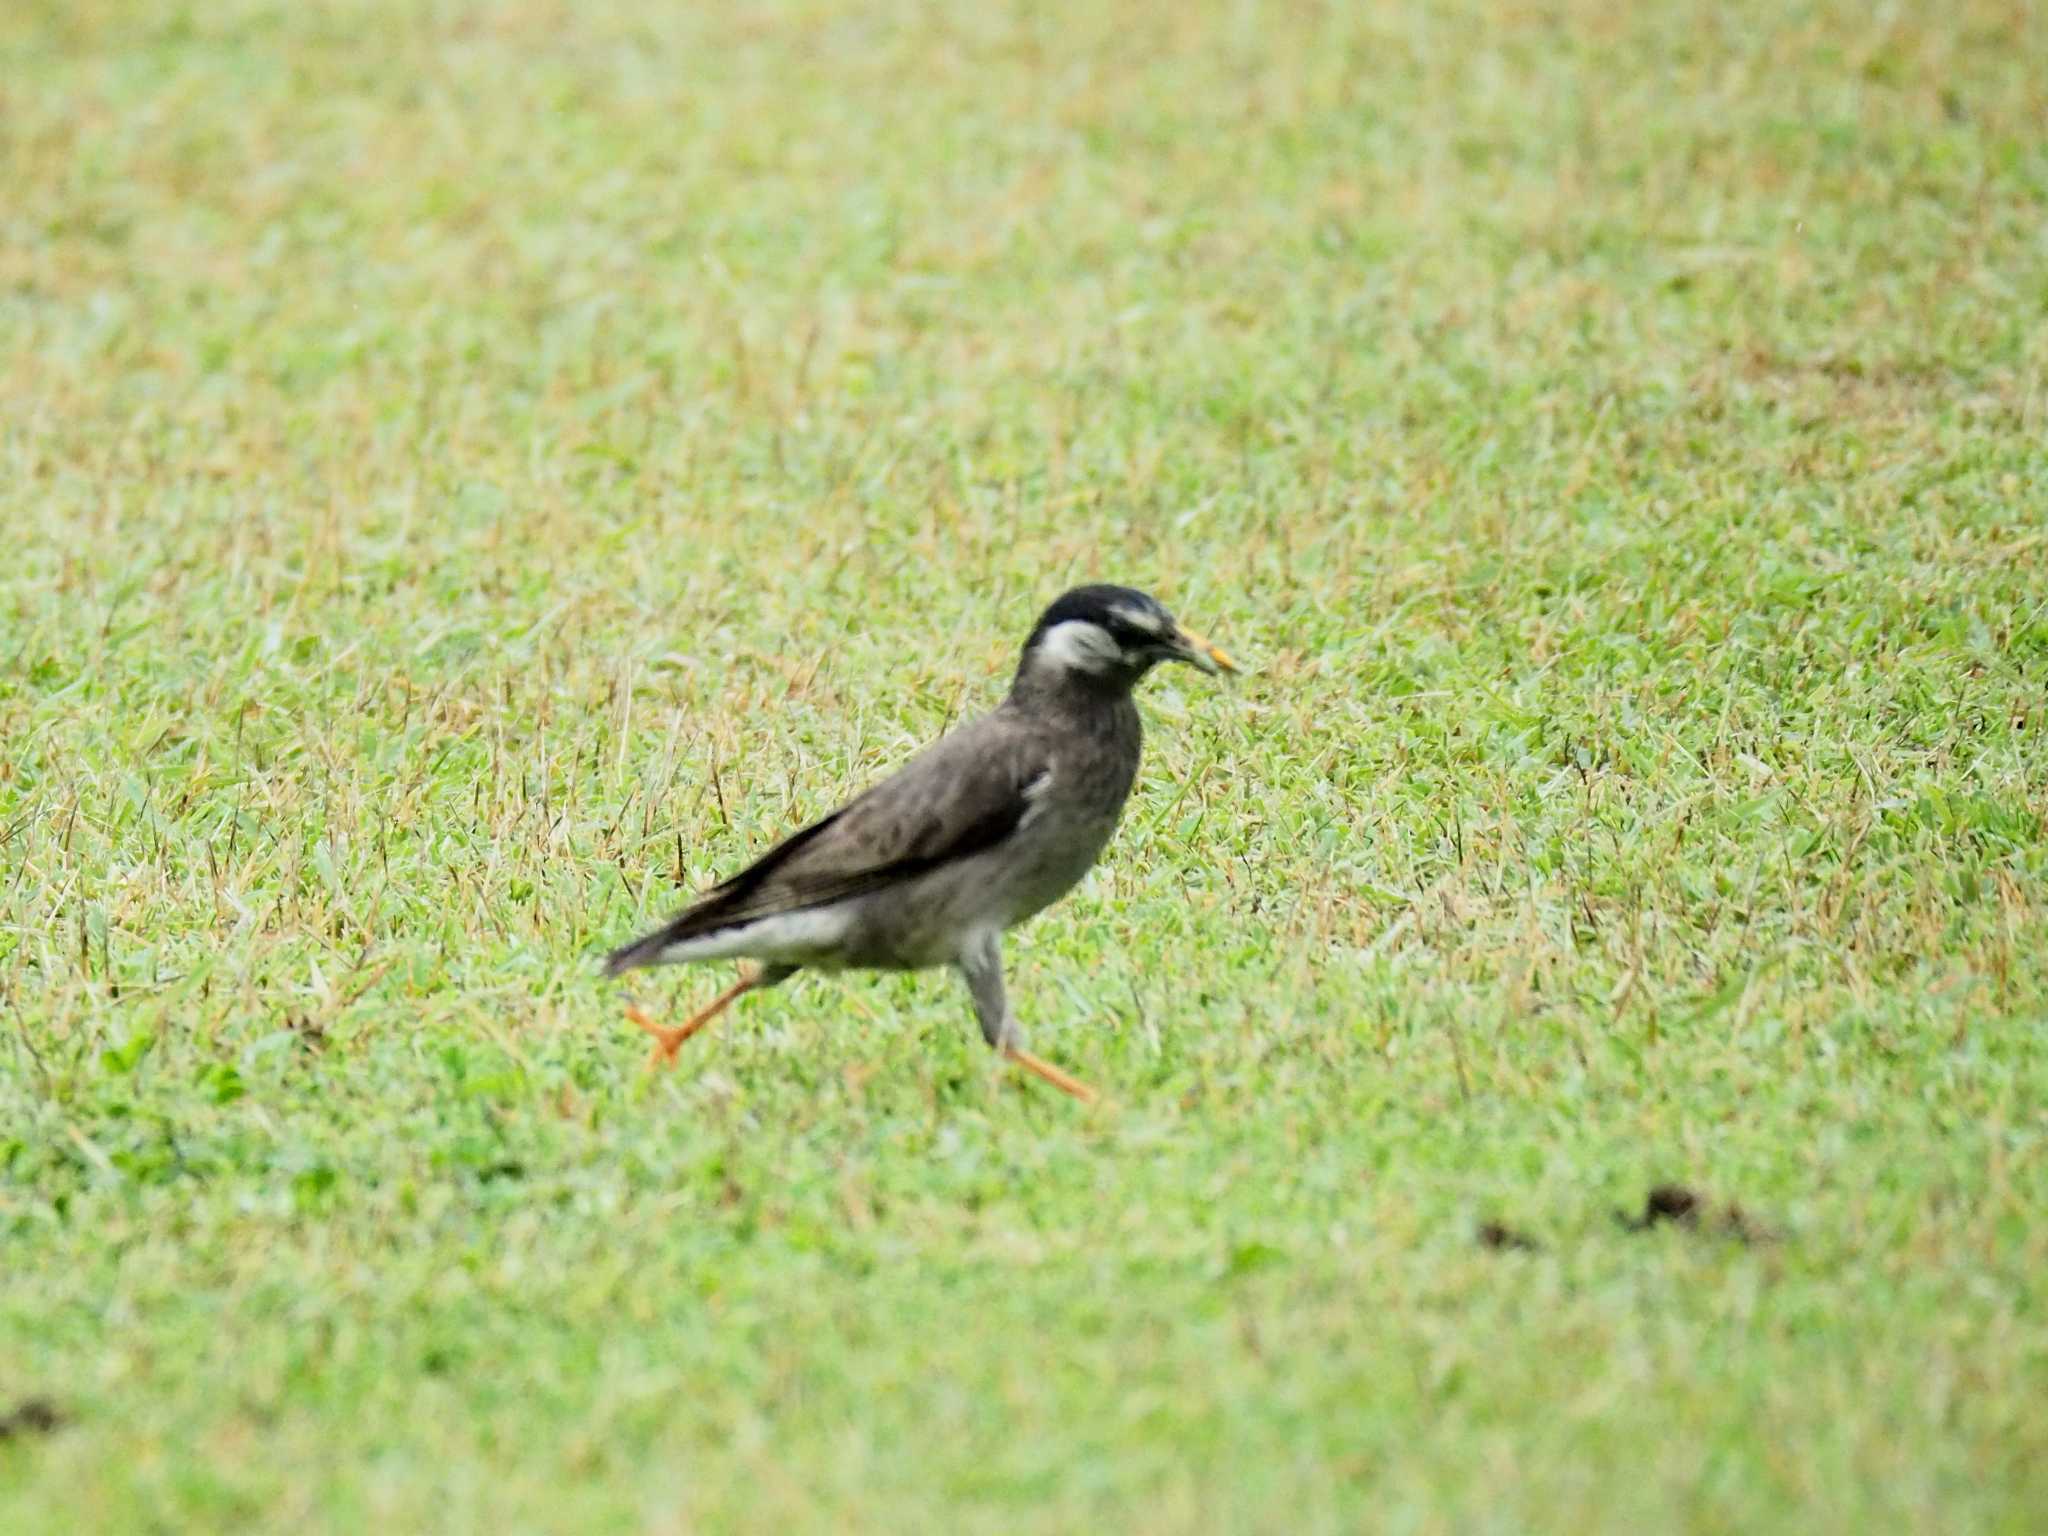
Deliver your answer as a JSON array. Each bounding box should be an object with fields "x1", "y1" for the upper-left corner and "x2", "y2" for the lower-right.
[{"x1": 625, "y1": 1005, "x2": 687, "y2": 1069}]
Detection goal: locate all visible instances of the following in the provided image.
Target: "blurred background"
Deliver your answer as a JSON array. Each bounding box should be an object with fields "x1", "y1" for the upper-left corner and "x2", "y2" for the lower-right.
[
  {"x1": 3, "y1": 2, "x2": 2044, "y2": 1531},
  {"x1": 13, "y1": 0, "x2": 2042, "y2": 623}
]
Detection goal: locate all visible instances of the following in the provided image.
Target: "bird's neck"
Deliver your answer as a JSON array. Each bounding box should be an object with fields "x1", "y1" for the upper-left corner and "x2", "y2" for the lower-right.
[{"x1": 1005, "y1": 658, "x2": 1142, "y2": 721}]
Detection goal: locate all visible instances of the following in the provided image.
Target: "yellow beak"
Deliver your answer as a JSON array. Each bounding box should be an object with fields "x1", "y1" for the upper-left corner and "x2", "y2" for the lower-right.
[{"x1": 1173, "y1": 625, "x2": 1239, "y2": 675}]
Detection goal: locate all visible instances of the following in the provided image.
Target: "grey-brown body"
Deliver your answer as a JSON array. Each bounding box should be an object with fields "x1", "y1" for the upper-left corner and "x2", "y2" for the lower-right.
[
  {"x1": 827, "y1": 690, "x2": 1140, "y2": 971},
  {"x1": 604, "y1": 585, "x2": 1230, "y2": 1063}
]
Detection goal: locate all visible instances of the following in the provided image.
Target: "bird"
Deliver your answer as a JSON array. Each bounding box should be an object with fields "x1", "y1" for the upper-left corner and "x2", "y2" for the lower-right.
[{"x1": 603, "y1": 584, "x2": 1237, "y2": 1102}]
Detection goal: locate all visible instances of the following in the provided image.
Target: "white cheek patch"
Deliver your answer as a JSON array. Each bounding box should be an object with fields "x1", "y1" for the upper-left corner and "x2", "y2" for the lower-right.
[{"x1": 1036, "y1": 619, "x2": 1122, "y2": 674}]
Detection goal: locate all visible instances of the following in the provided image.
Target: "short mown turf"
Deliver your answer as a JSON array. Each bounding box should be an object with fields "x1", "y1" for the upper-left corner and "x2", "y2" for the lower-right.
[{"x1": 3, "y1": 1, "x2": 2044, "y2": 1529}]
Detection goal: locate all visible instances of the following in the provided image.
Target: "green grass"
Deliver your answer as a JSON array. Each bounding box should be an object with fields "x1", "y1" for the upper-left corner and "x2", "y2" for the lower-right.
[{"x1": 4, "y1": 0, "x2": 2046, "y2": 1528}]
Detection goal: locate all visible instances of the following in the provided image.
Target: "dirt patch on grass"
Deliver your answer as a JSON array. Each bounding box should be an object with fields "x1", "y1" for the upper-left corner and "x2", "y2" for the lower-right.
[
  {"x1": 1617, "y1": 1184, "x2": 1776, "y2": 1244},
  {"x1": 0, "y1": 1397, "x2": 66, "y2": 1442},
  {"x1": 1477, "y1": 1220, "x2": 1543, "y2": 1252}
]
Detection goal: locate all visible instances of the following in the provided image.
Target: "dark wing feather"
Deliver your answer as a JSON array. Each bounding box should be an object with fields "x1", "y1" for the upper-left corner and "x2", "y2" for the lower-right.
[{"x1": 605, "y1": 711, "x2": 1045, "y2": 974}]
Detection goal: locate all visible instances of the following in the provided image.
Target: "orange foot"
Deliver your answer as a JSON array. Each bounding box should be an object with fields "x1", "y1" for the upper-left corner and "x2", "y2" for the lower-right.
[
  {"x1": 623, "y1": 968, "x2": 766, "y2": 1071},
  {"x1": 1005, "y1": 1047, "x2": 1100, "y2": 1104},
  {"x1": 625, "y1": 1004, "x2": 695, "y2": 1070}
]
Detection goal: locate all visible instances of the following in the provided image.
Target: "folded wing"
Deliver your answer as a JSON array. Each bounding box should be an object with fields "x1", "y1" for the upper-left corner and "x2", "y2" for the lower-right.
[{"x1": 605, "y1": 712, "x2": 1048, "y2": 974}]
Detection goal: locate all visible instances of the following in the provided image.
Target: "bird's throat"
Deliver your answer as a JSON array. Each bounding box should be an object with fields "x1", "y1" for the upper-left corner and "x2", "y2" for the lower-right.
[{"x1": 1007, "y1": 656, "x2": 1142, "y2": 715}]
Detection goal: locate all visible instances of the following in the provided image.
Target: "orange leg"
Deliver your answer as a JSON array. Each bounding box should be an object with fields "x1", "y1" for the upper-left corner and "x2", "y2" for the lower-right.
[
  {"x1": 626, "y1": 968, "x2": 767, "y2": 1070},
  {"x1": 1004, "y1": 1047, "x2": 1099, "y2": 1104}
]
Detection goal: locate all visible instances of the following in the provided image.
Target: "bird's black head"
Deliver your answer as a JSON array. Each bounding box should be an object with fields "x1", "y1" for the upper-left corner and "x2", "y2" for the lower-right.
[{"x1": 1016, "y1": 584, "x2": 1237, "y2": 692}]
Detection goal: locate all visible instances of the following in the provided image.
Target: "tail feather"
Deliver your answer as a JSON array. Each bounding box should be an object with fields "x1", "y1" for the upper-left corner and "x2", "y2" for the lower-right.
[
  {"x1": 603, "y1": 921, "x2": 685, "y2": 978},
  {"x1": 605, "y1": 881, "x2": 750, "y2": 976},
  {"x1": 604, "y1": 900, "x2": 847, "y2": 977},
  {"x1": 603, "y1": 892, "x2": 754, "y2": 976}
]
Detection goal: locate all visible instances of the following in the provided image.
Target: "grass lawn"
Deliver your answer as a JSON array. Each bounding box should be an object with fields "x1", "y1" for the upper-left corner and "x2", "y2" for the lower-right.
[{"x1": 3, "y1": 0, "x2": 2045, "y2": 1528}]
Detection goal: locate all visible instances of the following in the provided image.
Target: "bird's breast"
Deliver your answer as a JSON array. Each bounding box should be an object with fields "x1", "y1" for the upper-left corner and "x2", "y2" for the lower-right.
[{"x1": 996, "y1": 735, "x2": 1139, "y2": 923}]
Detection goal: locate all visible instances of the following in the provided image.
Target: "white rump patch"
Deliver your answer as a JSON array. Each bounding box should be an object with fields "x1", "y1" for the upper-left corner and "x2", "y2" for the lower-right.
[
  {"x1": 1034, "y1": 619, "x2": 1122, "y2": 675},
  {"x1": 660, "y1": 905, "x2": 853, "y2": 966}
]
